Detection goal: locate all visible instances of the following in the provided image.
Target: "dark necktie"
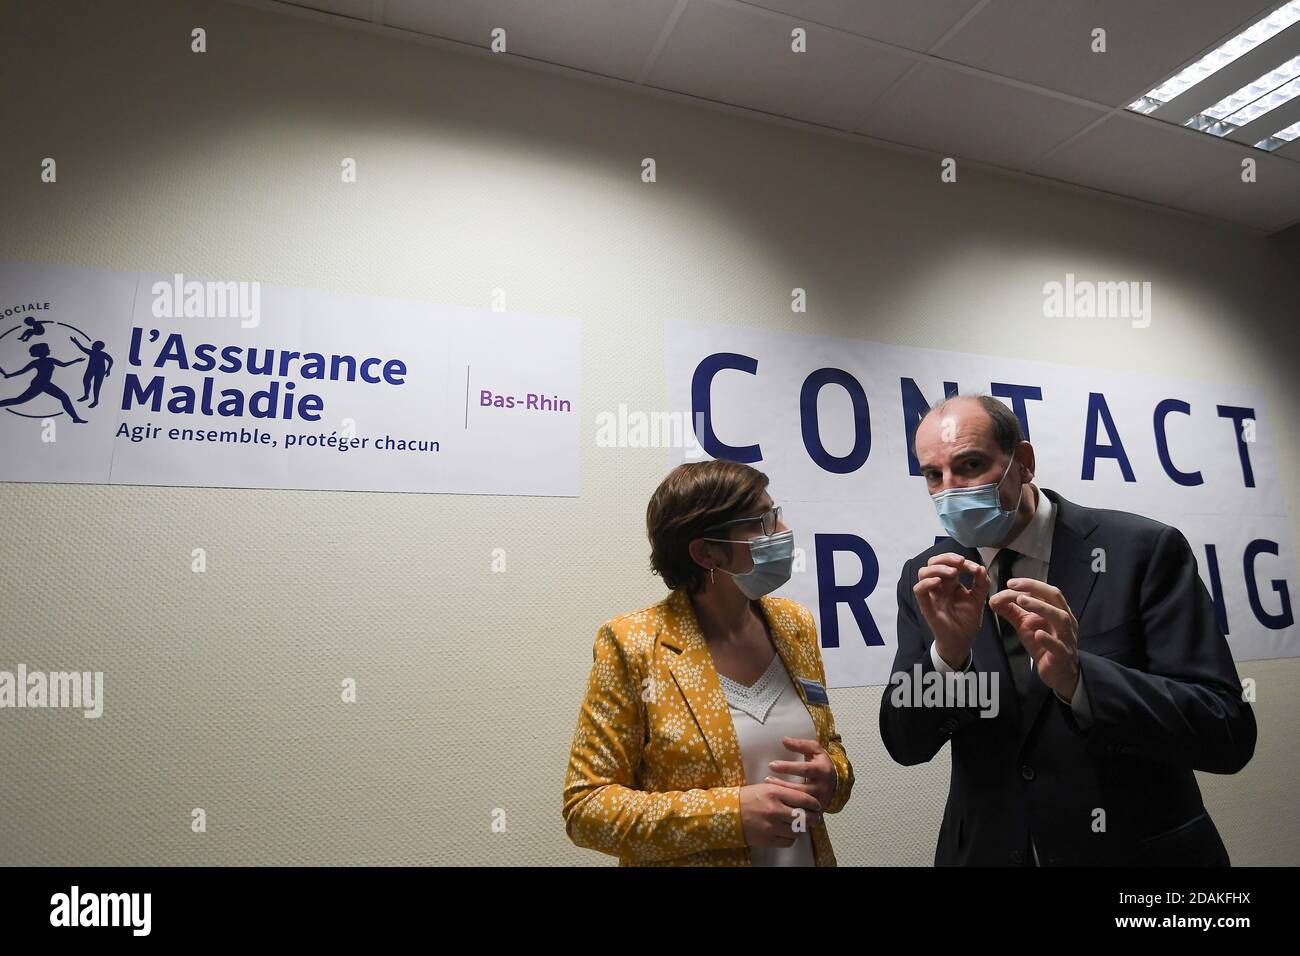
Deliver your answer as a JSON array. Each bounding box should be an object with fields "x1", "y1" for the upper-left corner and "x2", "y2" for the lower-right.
[{"x1": 991, "y1": 548, "x2": 1030, "y2": 698}]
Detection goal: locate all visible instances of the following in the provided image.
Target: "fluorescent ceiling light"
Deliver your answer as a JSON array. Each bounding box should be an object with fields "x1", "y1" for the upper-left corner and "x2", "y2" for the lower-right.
[
  {"x1": 1255, "y1": 118, "x2": 1300, "y2": 150},
  {"x1": 1128, "y1": 0, "x2": 1300, "y2": 114},
  {"x1": 1183, "y1": 54, "x2": 1300, "y2": 135}
]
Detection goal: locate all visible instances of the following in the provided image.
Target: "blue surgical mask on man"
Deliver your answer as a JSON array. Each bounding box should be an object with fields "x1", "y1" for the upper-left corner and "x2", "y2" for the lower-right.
[{"x1": 930, "y1": 453, "x2": 1021, "y2": 548}]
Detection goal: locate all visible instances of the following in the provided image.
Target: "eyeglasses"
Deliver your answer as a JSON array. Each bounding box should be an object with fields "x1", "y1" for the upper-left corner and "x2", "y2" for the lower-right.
[{"x1": 703, "y1": 505, "x2": 783, "y2": 537}]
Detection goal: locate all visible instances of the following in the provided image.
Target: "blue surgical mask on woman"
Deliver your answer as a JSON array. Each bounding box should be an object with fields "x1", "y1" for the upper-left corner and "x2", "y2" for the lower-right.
[
  {"x1": 930, "y1": 454, "x2": 1020, "y2": 548},
  {"x1": 704, "y1": 529, "x2": 795, "y2": 598}
]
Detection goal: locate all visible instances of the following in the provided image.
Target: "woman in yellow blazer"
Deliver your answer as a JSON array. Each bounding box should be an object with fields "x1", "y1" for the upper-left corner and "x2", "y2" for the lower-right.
[{"x1": 563, "y1": 460, "x2": 854, "y2": 865}]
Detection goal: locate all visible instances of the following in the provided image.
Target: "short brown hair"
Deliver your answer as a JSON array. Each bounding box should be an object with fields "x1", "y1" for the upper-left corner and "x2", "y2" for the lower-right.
[{"x1": 646, "y1": 461, "x2": 769, "y2": 594}]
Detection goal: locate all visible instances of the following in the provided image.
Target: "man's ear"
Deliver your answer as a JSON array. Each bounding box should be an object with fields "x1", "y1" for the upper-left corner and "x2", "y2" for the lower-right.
[{"x1": 1018, "y1": 441, "x2": 1036, "y2": 482}]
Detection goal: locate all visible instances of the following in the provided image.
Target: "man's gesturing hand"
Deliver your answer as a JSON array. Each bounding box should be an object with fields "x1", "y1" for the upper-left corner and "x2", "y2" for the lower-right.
[
  {"x1": 914, "y1": 553, "x2": 990, "y2": 669},
  {"x1": 989, "y1": 578, "x2": 1080, "y2": 699}
]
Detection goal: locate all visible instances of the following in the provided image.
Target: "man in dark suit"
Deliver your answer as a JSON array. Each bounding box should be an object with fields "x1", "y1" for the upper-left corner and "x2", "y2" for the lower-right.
[{"x1": 879, "y1": 395, "x2": 1256, "y2": 866}]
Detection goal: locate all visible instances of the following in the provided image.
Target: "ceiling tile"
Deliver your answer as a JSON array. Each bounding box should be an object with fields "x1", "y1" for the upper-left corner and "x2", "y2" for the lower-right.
[
  {"x1": 935, "y1": 0, "x2": 1280, "y2": 107},
  {"x1": 383, "y1": 0, "x2": 682, "y2": 82},
  {"x1": 1174, "y1": 153, "x2": 1300, "y2": 230},
  {"x1": 854, "y1": 63, "x2": 1105, "y2": 168},
  {"x1": 253, "y1": 0, "x2": 1300, "y2": 231},
  {"x1": 1031, "y1": 111, "x2": 1267, "y2": 206},
  {"x1": 645, "y1": 0, "x2": 917, "y2": 128},
  {"x1": 287, "y1": 0, "x2": 374, "y2": 19},
  {"x1": 735, "y1": 0, "x2": 985, "y2": 51}
]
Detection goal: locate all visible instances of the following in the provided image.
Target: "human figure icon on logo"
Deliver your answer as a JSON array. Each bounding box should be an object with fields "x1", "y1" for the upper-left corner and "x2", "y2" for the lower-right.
[
  {"x1": 0, "y1": 341, "x2": 89, "y2": 423},
  {"x1": 17, "y1": 315, "x2": 52, "y2": 342},
  {"x1": 69, "y1": 334, "x2": 113, "y2": 407}
]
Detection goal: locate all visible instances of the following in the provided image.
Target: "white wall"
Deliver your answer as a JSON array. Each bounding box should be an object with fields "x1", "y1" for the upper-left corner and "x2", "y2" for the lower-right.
[{"x1": 0, "y1": 0, "x2": 1296, "y2": 866}]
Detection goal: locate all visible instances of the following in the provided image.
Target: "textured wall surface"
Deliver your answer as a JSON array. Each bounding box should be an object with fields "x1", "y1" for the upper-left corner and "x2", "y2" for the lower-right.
[{"x1": 0, "y1": 0, "x2": 1296, "y2": 866}]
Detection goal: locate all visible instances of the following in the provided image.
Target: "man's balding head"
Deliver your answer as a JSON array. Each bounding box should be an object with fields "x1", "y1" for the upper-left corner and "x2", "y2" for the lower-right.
[
  {"x1": 913, "y1": 395, "x2": 1035, "y2": 497},
  {"x1": 915, "y1": 395, "x2": 1022, "y2": 459}
]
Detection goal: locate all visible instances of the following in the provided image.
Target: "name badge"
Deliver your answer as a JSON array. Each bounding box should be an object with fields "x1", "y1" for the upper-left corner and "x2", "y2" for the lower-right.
[{"x1": 798, "y1": 677, "x2": 829, "y2": 706}]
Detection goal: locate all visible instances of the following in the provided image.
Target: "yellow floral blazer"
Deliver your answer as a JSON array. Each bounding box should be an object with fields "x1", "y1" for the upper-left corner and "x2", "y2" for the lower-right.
[{"x1": 563, "y1": 588, "x2": 854, "y2": 866}]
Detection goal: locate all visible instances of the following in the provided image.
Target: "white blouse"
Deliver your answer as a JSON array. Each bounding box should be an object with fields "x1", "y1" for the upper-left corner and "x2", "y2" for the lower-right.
[{"x1": 717, "y1": 652, "x2": 818, "y2": 867}]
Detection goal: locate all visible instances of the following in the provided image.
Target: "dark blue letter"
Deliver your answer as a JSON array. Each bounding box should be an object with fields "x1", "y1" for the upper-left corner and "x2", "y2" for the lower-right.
[
  {"x1": 990, "y1": 383, "x2": 1042, "y2": 441},
  {"x1": 1244, "y1": 539, "x2": 1293, "y2": 629},
  {"x1": 691, "y1": 352, "x2": 760, "y2": 463},
  {"x1": 1082, "y1": 392, "x2": 1136, "y2": 482},
  {"x1": 813, "y1": 534, "x2": 883, "y2": 647},
  {"x1": 1216, "y1": 405, "x2": 1257, "y2": 489},
  {"x1": 1153, "y1": 398, "x2": 1203, "y2": 486},
  {"x1": 800, "y1": 368, "x2": 871, "y2": 474}
]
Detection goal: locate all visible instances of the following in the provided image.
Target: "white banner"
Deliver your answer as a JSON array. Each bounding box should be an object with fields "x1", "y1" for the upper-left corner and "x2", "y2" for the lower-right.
[
  {"x1": 666, "y1": 320, "x2": 1296, "y2": 687},
  {"x1": 0, "y1": 260, "x2": 579, "y2": 496}
]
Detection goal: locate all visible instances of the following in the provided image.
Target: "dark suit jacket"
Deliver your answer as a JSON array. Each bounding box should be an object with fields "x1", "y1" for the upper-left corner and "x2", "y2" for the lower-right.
[{"x1": 879, "y1": 488, "x2": 1256, "y2": 866}]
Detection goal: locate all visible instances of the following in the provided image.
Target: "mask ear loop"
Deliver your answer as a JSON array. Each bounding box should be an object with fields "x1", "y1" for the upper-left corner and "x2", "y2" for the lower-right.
[
  {"x1": 701, "y1": 539, "x2": 745, "y2": 584},
  {"x1": 701, "y1": 538, "x2": 729, "y2": 587},
  {"x1": 996, "y1": 449, "x2": 1017, "y2": 488},
  {"x1": 996, "y1": 445, "x2": 1025, "y2": 512}
]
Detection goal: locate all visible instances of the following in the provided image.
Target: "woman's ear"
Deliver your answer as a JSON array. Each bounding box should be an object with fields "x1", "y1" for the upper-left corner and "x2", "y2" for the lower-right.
[{"x1": 686, "y1": 537, "x2": 711, "y2": 570}]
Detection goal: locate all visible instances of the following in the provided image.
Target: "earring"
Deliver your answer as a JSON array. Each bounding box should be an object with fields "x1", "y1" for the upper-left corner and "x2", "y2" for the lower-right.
[{"x1": 709, "y1": 567, "x2": 716, "y2": 585}]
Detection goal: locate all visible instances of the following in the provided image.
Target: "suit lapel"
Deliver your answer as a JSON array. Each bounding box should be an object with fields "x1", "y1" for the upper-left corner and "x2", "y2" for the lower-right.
[
  {"x1": 1015, "y1": 489, "x2": 1101, "y2": 750},
  {"x1": 660, "y1": 590, "x2": 745, "y2": 787}
]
